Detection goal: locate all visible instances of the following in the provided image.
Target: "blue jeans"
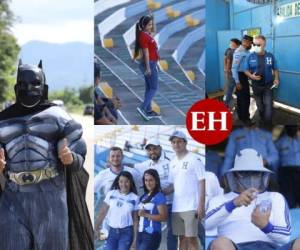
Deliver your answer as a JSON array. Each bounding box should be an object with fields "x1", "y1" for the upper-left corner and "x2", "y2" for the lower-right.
[
  {"x1": 252, "y1": 83, "x2": 273, "y2": 127},
  {"x1": 104, "y1": 226, "x2": 133, "y2": 250},
  {"x1": 137, "y1": 231, "x2": 161, "y2": 250},
  {"x1": 139, "y1": 61, "x2": 159, "y2": 113},
  {"x1": 224, "y1": 74, "x2": 235, "y2": 107},
  {"x1": 167, "y1": 204, "x2": 177, "y2": 250}
]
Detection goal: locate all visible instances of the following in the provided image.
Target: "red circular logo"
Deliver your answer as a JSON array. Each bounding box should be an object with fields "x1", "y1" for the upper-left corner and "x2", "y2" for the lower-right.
[{"x1": 186, "y1": 99, "x2": 232, "y2": 145}]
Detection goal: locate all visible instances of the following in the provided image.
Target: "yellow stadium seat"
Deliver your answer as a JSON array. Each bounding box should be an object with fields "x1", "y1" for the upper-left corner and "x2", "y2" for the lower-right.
[
  {"x1": 186, "y1": 70, "x2": 196, "y2": 81},
  {"x1": 166, "y1": 6, "x2": 173, "y2": 15},
  {"x1": 151, "y1": 101, "x2": 161, "y2": 114},
  {"x1": 185, "y1": 15, "x2": 201, "y2": 27},
  {"x1": 159, "y1": 60, "x2": 168, "y2": 71},
  {"x1": 185, "y1": 15, "x2": 193, "y2": 23},
  {"x1": 148, "y1": 0, "x2": 161, "y2": 10},
  {"x1": 192, "y1": 19, "x2": 200, "y2": 26},
  {"x1": 170, "y1": 10, "x2": 180, "y2": 18},
  {"x1": 103, "y1": 38, "x2": 114, "y2": 48},
  {"x1": 100, "y1": 82, "x2": 113, "y2": 98}
]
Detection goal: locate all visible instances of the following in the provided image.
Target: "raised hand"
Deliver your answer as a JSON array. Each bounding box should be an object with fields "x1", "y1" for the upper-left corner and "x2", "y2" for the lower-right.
[
  {"x1": 0, "y1": 148, "x2": 6, "y2": 173},
  {"x1": 233, "y1": 188, "x2": 258, "y2": 207},
  {"x1": 58, "y1": 138, "x2": 73, "y2": 165}
]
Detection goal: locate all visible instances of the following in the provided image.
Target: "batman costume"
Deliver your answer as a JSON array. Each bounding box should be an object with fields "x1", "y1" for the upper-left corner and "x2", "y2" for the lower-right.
[{"x1": 0, "y1": 60, "x2": 93, "y2": 250}]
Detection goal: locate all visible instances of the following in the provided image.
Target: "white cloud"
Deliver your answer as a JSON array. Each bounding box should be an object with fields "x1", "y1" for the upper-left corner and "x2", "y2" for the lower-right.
[{"x1": 10, "y1": 0, "x2": 93, "y2": 45}]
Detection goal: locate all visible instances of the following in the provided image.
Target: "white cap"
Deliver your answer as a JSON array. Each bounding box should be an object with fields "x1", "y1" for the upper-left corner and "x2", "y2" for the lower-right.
[
  {"x1": 169, "y1": 131, "x2": 187, "y2": 141},
  {"x1": 145, "y1": 138, "x2": 160, "y2": 149},
  {"x1": 229, "y1": 148, "x2": 273, "y2": 173}
]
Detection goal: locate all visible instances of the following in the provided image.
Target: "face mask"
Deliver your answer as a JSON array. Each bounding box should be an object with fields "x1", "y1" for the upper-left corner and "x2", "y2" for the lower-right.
[
  {"x1": 250, "y1": 45, "x2": 256, "y2": 53},
  {"x1": 227, "y1": 171, "x2": 270, "y2": 193},
  {"x1": 253, "y1": 45, "x2": 262, "y2": 53}
]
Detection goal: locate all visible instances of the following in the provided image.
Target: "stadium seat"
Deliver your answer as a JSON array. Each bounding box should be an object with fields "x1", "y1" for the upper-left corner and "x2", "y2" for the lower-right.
[
  {"x1": 166, "y1": 6, "x2": 180, "y2": 18},
  {"x1": 185, "y1": 15, "x2": 200, "y2": 27},
  {"x1": 151, "y1": 101, "x2": 161, "y2": 114},
  {"x1": 147, "y1": 0, "x2": 161, "y2": 10},
  {"x1": 103, "y1": 38, "x2": 114, "y2": 48},
  {"x1": 100, "y1": 82, "x2": 113, "y2": 98},
  {"x1": 186, "y1": 70, "x2": 196, "y2": 81},
  {"x1": 159, "y1": 60, "x2": 169, "y2": 70}
]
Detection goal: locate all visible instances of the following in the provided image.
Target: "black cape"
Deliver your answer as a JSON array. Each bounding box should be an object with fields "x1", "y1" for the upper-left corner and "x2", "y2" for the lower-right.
[{"x1": 66, "y1": 167, "x2": 94, "y2": 250}]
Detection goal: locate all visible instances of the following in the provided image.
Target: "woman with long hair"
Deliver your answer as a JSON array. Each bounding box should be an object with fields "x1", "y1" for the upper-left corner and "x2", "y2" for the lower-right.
[
  {"x1": 137, "y1": 169, "x2": 167, "y2": 250},
  {"x1": 134, "y1": 15, "x2": 161, "y2": 120},
  {"x1": 95, "y1": 171, "x2": 139, "y2": 250}
]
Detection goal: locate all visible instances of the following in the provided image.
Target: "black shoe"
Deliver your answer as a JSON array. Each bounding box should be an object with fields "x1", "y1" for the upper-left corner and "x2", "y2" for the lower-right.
[
  {"x1": 137, "y1": 107, "x2": 150, "y2": 121},
  {"x1": 147, "y1": 110, "x2": 161, "y2": 118}
]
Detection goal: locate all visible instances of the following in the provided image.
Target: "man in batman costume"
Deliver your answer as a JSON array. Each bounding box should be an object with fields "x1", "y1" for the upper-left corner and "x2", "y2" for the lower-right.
[{"x1": 0, "y1": 60, "x2": 93, "y2": 250}]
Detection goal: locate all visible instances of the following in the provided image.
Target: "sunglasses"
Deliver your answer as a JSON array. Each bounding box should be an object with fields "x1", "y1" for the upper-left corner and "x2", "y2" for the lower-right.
[{"x1": 253, "y1": 44, "x2": 262, "y2": 47}]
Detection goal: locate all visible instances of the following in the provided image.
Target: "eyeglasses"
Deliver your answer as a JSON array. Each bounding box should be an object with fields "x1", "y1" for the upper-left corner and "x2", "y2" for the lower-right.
[{"x1": 253, "y1": 44, "x2": 261, "y2": 47}]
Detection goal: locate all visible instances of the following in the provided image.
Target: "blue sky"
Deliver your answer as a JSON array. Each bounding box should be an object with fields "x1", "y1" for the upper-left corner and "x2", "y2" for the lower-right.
[{"x1": 10, "y1": 0, "x2": 93, "y2": 45}]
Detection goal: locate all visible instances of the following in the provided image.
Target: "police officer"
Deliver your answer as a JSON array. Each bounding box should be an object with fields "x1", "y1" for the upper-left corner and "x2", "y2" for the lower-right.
[
  {"x1": 243, "y1": 35, "x2": 279, "y2": 127},
  {"x1": 222, "y1": 125, "x2": 279, "y2": 177},
  {"x1": 224, "y1": 38, "x2": 241, "y2": 108},
  {"x1": 275, "y1": 125, "x2": 300, "y2": 208},
  {"x1": 232, "y1": 35, "x2": 253, "y2": 125}
]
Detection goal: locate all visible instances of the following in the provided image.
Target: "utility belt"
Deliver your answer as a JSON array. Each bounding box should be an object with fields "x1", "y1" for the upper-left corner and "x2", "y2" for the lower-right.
[{"x1": 7, "y1": 167, "x2": 59, "y2": 185}]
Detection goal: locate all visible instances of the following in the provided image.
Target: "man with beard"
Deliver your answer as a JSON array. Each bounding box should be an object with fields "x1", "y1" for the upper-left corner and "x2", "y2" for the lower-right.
[
  {"x1": 206, "y1": 148, "x2": 293, "y2": 250},
  {"x1": 94, "y1": 146, "x2": 140, "y2": 238},
  {"x1": 134, "y1": 138, "x2": 177, "y2": 250},
  {"x1": 0, "y1": 60, "x2": 93, "y2": 250},
  {"x1": 275, "y1": 125, "x2": 300, "y2": 208},
  {"x1": 231, "y1": 35, "x2": 253, "y2": 125}
]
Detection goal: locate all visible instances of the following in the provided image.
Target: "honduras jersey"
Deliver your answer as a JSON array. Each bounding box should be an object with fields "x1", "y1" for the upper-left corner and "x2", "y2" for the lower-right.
[
  {"x1": 104, "y1": 190, "x2": 139, "y2": 228},
  {"x1": 134, "y1": 152, "x2": 173, "y2": 203},
  {"x1": 206, "y1": 191, "x2": 291, "y2": 245},
  {"x1": 138, "y1": 192, "x2": 166, "y2": 233}
]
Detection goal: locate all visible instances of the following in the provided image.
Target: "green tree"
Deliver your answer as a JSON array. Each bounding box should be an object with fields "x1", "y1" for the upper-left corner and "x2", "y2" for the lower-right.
[
  {"x1": 49, "y1": 87, "x2": 84, "y2": 113},
  {"x1": 79, "y1": 85, "x2": 93, "y2": 104},
  {"x1": 0, "y1": 0, "x2": 19, "y2": 103}
]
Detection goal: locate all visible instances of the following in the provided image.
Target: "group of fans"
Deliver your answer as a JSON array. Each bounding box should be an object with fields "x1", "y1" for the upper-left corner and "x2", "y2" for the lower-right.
[
  {"x1": 94, "y1": 131, "x2": 205, "y2": 250},
  {"x1": 94, "y1": 125, "x2": 300, "y2": 250},
  {"x1": 223, "y1": 35, "x2": 279, "y2": 128}
]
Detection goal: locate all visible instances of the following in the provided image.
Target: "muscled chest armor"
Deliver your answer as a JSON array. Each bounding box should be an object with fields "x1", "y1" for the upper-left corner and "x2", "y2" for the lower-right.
[{"x1": 0, "y1": 106, "x2": 70, "y2": 172}]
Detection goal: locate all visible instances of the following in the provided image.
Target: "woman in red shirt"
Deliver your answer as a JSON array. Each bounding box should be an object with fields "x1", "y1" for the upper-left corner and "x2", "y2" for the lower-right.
[{"x1": 134, "y1": 15, "x2": 160, "y2": 120}]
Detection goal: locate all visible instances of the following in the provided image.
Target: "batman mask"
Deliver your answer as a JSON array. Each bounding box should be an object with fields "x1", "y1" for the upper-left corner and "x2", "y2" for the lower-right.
[{"x1": 14, "y1": 60, "x2": 48, "y2": 108}]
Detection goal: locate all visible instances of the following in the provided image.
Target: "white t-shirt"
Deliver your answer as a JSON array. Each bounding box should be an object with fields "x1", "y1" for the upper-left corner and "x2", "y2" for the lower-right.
[
  {"x1": 205, "y1": 171, "x2": 223, "y2": 236},
  {"x1": 94, "y1": 166, "x2": 141, "y2": 196},
  {"x1": 134, "y1": 152, "x2": 173, "y2": 203},
  {"x1": 104, "y1": 189, "x2": 139, "y2": 228},
  {"x1": 169, "y1": 152, "x2": 205, "y2": 212},
  {"x1": 206, "y1": 191, "x2": 291, "y2": 245}
]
